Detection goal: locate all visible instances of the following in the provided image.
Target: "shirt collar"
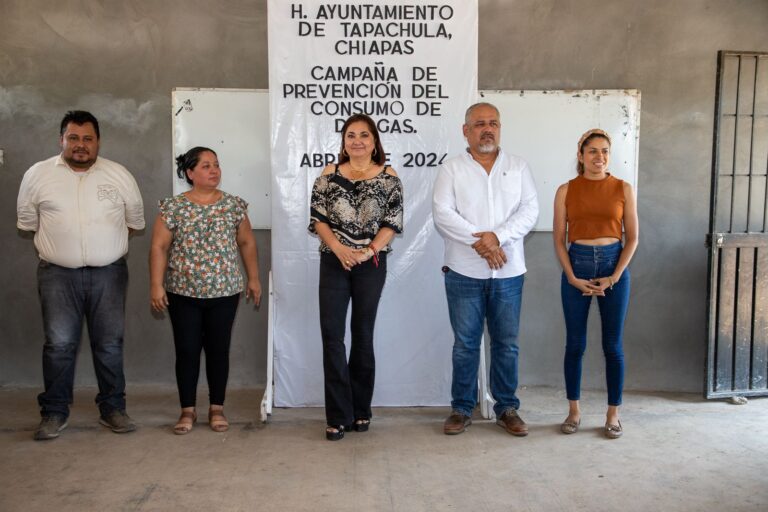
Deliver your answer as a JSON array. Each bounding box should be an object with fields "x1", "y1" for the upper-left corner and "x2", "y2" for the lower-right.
[
  {"x1": 55, "y1": 154, "x2": 100, "y2": 174},
  {"x1": 462, "y1": 147, "x2": 506, "y2": 174}
]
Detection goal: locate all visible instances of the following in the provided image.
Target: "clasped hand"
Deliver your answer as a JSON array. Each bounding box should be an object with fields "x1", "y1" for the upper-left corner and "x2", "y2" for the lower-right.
[
  {"x1": 570, "y1": 277, "x2": 612, "y2": 296},
  {"x1": 334, "y1": 245, "x2": 374, "y2": 271},
  {"x1": 472, "y1": 231, "x2": 506, "y2": 270}
]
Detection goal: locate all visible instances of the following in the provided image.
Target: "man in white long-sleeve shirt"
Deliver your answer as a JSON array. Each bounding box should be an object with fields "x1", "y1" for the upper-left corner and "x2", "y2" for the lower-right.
[
  {"x1": 17, "y1": 111, "x2": 145, "y2": 440},
  {"x1": 433, "y1": 102, "x2": 538, "y2": 436}
]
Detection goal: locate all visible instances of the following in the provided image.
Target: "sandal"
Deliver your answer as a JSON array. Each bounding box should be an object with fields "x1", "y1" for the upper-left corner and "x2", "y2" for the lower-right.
[
  {"x1": 208, "y1": 408, "x2": 229, "y2": 433},
  {"x1": 605, "y1": 420, "x2": 623, "y2": 439},
  {"x1": 353, "y1": 419, "x2": 370, "y2": 432},
  {"x1": 326, "y1": 425, "x2": 346, "y2": 441},
  {"x1": 173, "y1": 410, "x2": 197, "y2": 435},
  {"x1": 560, "y1": 418, "x2": 580, "y2": 435}
]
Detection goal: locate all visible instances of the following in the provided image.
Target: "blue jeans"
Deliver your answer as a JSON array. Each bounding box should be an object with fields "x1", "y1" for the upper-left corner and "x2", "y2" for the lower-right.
[
  {"x1": 37, "y1": 258, "x2": 128, "y2": 419},
  {"x1": 444, "y1": 269, "x2": 524, "y2": 417},
  {"x1": 561, "y1": 242, "x2": 630, "y2": 406}
]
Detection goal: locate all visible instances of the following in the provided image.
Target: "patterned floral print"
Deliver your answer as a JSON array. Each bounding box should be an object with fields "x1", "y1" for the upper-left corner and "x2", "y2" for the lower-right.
[
  {"x1": 159, "y1": 192, "x2": 247, "y2": 298},
  {"x1": 309, "y1": 166, "x2": 403, "y2": 253}
]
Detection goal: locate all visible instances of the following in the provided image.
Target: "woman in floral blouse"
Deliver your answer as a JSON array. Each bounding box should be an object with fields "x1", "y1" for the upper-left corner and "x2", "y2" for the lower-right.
[
  {"x1": 150, "y1": 146, "x2": 261, "y2": 435},
  {"x1": 309, "y1": 114, "x2": 403, "y2": 441}
]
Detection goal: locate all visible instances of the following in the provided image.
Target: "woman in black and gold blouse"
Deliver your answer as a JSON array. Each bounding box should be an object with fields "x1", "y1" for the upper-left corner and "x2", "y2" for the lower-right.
[{"x1": 309, "y1": 114, "x2": 403, "y2": 441}]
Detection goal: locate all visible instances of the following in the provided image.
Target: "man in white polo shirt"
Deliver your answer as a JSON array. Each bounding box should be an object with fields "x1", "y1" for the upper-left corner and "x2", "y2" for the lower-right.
[
  {"x1": 17, "y1": 110, "x2": 145, "y2": 440},
  {"x1": 433, "y1": 102, "x2": 538, "y2": 436}
]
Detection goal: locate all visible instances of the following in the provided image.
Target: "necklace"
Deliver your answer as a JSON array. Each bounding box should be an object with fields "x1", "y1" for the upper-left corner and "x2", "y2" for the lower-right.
[{"x1": 348, "y1": 160, "x2": 373, "y2": 176}]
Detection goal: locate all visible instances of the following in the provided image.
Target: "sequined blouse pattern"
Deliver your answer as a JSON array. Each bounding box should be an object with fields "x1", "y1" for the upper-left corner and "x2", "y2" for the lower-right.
[
  {"x1": 159, "y1": 192, "x2": 247, "y2": 298},
  {"x1": 309, "y1": 168, "x2": 403, "y2": 253}
]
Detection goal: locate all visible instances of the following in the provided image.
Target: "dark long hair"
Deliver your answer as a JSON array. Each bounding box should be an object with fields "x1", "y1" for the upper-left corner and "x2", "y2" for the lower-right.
[
  {"x1": 338, "y1": 114, "x2": 386, "y2": 166},
  {"x1": 176, "y1": 146, "x2": 217, "y2": 185}
]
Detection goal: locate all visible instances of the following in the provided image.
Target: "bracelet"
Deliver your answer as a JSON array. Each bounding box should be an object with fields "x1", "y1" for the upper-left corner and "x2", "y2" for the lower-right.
[
  {"x1": 608, "y1": 276, "x2": 614, "y2": 290},
  {"x1": 368, "y1": 244, "x2": 379, "y2": 268}
]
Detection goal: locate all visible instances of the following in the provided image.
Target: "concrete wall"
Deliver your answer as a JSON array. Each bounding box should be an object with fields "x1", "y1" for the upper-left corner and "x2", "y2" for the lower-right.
[{"x1": 1, "y1": 1, "x2": 766, "y2": 395}]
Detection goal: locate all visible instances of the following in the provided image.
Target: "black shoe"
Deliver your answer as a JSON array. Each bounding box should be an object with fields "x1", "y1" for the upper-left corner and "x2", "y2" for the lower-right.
[
  {"x1": 353, "y1": 419, "x2": 370, "y2": 432},
  {"x1": 325, "y1": 424, "x2": 346, "y2": 441},
  {"x1": 34, "y1": 415, "x2": 68, "y2": 441},
  {"x1": 99, "y1": 410, "x2": 136, "y2": 433}
]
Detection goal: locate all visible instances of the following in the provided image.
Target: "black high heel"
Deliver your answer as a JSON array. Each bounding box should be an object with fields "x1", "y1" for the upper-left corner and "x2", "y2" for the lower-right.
[
  {"x1": 326, "y1": 424, "x2": 346, "y2": 441},
  {"x1": 353, "y1": 419, "x2": 370, "y2": 432}
]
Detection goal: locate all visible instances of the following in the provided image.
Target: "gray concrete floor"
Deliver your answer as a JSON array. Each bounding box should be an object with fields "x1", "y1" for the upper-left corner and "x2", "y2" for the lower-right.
[{"x1": 1, "y1": 385, "x2": 766, "y2": 512}]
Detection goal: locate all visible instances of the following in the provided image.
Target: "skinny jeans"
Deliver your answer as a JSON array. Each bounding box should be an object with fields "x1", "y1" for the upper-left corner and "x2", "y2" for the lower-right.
[{"x1": 561, "y1": 242, "x2": 630, "y2": 406}]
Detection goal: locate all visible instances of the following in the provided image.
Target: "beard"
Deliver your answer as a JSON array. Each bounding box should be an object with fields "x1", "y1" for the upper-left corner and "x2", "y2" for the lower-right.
[
  {"x1": 64, "y1": 152, "x2": 96, "y2": 170},
  {"x1": 476, "y1": 142, "x2": 498, "y2": 154}
]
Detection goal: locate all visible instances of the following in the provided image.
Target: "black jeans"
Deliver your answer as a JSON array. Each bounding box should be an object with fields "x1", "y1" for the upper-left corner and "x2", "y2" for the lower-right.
[
  {"x1": 319, "y1": 251, "x2": 387, "y2": 426},
  {"x1": 167, "y1": 292, "x2": 240, "y2": 408}
]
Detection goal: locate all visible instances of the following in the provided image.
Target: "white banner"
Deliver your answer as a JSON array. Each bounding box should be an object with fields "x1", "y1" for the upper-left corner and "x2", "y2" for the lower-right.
[{"x1": 269, "y1": 0, "x2": 478, "y2": 406}]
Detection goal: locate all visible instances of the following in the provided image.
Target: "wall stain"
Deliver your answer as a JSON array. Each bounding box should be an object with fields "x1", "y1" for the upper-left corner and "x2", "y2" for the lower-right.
[{"x1": 0, "y1": 86, "x2": 165, "y2": 135}]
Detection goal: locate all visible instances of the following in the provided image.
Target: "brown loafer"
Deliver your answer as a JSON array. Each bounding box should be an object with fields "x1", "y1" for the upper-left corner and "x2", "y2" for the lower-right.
[
  {"x1": 560, "y1": 418, "x2": 580, "y2": 435},
  {"x1": 605, "y1": 420, "x2": 623, "y2": 439},
  {"x1": 496, "y1": 409, "x2": 528, "y2": 437},
  {"x1": 444, "y1": 411, "x2": 472, "y2": 435}
]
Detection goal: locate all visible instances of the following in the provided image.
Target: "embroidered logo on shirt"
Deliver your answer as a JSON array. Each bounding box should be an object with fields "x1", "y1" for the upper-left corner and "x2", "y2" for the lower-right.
[{"x1": 97, "y1": 185, "x2": 118, "y2": 203}]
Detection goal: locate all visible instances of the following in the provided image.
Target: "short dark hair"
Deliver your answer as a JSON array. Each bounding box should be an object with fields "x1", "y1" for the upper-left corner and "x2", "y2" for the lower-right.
[
  {"x1": 338, "y1": 114, "x2": 386, "y2": 166},
  {"x1": 60, "y1": 111, "x2": 100, "y2": 139},
  {"x1": 176, "y1": 146, "x2": 217, "y2": 185}
]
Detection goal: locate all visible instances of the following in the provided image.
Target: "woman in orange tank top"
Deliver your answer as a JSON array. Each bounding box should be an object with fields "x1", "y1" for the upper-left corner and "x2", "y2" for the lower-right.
[{"x1": 553, "y1": 129, "x2": 639, "y2": 439}]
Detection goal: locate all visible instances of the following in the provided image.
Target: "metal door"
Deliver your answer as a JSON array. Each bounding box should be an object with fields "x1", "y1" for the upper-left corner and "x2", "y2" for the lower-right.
[{"x1": 706, "y1": 51, "x2": 768, "y2": 398}]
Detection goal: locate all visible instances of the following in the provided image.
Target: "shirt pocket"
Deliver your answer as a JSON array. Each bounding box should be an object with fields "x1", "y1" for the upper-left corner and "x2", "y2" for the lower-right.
[
  {"x1": 90, "y1": 184, "x2": 127, "y2": 228},
  {"x1": 499, "y1": 169, "x2": 522, "y2": 207}
]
